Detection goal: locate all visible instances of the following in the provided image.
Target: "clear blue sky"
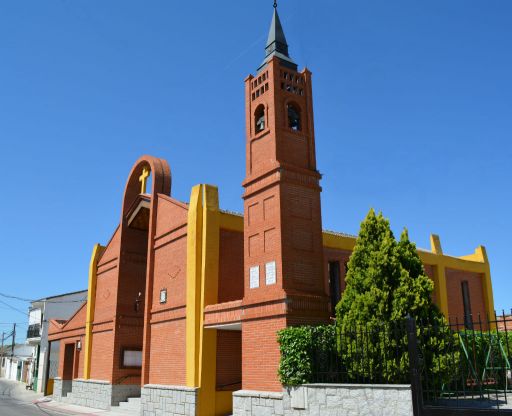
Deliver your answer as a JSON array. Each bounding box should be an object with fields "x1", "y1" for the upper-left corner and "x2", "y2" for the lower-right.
[{"x1": 1, "y1": 1, "x2": 511, "y2": 341}]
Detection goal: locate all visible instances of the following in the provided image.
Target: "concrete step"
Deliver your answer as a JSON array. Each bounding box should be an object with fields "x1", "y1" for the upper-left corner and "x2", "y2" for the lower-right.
[
  {"x1": 112, "y1": 397, "x2": 141, "y2": 415},
  {"x1": 119, "y1": 401, "x2": 140, "y2": 410},
  {"x1": 126, "y1": 397, "x2": 141, "y2": 405},
  {"x1": 107, "y1": 409, "x2": 140, "y2": 416},
  {"x1": 108, "y1": 408, "x2": 139, "y2": 415}
]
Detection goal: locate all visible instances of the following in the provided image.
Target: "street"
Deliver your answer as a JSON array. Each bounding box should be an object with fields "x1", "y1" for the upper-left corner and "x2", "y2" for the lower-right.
[{"x1": 0, "y1": 379, "x2": 66, "y2": 416}]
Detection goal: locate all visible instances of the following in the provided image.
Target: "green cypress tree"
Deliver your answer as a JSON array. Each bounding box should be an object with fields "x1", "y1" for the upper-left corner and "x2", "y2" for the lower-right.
[{"x1": 335, "y1": 209, "x2": 455, "y2": 383}]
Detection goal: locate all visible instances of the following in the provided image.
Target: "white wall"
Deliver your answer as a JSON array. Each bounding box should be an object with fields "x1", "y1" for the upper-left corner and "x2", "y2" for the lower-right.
[{"x1": 34, "y1": 291, "x2": 86, "y2": 393}]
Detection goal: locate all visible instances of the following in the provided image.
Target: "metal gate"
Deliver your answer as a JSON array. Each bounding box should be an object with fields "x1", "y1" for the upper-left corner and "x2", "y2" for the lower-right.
[{"x1": 408, "y1": 314, "x2": 512, "y2": 416}]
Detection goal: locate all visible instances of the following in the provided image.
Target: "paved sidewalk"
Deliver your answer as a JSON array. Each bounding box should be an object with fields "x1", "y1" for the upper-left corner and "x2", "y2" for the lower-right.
[
  {"x1": 0, "y1": 378, "x2": 136, "y2": 415},
  {"x1": 35, "y1": 398, "x2": 110, "y2": 415}
]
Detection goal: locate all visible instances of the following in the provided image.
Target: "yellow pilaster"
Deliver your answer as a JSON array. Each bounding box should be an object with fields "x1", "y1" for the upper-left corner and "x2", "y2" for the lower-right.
[
  {"x1": 83, "y1": 243, "x2": 105, "y2": 380},
  {"x1": 185, "y1": 184, "x2": 222, "y2": 415},
  {"x1": 475, "y1": 246, "x2": 495, "y2": 321},
  {"x1": 197, "y1": 185, "x2": 220, "y2": 416},
  {"x1": 186, "y1": 185, "x2": 204, "y2": 387},
  {"x1": 430, "y1": 234, "x2": 449, "y2": 318}
]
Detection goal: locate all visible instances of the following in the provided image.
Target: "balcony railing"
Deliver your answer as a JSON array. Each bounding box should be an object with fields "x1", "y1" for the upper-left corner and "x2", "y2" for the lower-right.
[{"x1": 26, "y1": 323, "x2": 41, "y2": 339}]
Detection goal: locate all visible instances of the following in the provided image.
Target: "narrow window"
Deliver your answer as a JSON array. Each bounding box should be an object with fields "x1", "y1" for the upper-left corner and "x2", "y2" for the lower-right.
[
  {"x1": 287, "y1": 103, "x2": 301, "y2": 131},
  {"x1": 255, "y1": 105, "x2": 265, "y2": 133},
  {"x1": 329, "y1": 261, "x2": 341, "y2": 316},
  {"x1": 461, "y1": 280, "x2": 473, "y2": 329}
]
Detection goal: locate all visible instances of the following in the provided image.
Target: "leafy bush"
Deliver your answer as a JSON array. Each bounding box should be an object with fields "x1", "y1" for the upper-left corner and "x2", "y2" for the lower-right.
[{"x1": 277, "y1": 325, "x2": 336, "y2": 386}]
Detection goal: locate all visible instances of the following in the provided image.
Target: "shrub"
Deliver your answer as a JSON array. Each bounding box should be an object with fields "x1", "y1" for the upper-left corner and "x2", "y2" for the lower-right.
[{"x1": 277, "y1": 325, "x2": 336, "y2": 386}]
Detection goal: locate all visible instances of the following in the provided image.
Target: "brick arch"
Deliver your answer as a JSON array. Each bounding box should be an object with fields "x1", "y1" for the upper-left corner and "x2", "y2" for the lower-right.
[{"x1": 121, "y1": 155, "x2": 171, "y2": 217}]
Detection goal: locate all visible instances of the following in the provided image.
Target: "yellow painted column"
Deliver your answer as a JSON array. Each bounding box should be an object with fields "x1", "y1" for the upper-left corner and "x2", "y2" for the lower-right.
[
  {"x1": 186, "y1": 185, "x2": 204, "y2": 387},
  {"x1": 197, "y1": 185, "x2": 220, "y2": 416},
  {"x1": 430, "y1": 235, "x2": 449, "y2": 318},
  {"x1": 476, "y1": 246, "x2": 495, "y2": 322},
  {"x1": 83, "y1": 243, "x2": 105, "y2": 380}
]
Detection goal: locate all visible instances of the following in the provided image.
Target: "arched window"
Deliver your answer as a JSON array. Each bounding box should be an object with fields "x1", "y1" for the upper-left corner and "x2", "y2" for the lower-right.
[
  {"x1": 287, "y1": 103, "x2": 301, "y2": 131},
  {"x1": 255, "y1": 105, "x2": 265, "y2": 133}
]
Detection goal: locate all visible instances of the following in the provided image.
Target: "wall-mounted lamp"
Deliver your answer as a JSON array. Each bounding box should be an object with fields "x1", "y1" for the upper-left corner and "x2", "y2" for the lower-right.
[
  {"x1": 76, "y1": 340, "x2": 82, "y2": 351},
  {"x1": 134, "y1": 292, "x2": 142, "y2": 312}
]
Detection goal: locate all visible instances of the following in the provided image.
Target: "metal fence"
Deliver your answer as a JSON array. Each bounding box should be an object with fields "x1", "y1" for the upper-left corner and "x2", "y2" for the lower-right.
[
  {"x1": 308, "y1": 311, "x2": 512, "y2": 415},
  {"x1": 310, "y1": 320, "x2": 410, "y2": 385},
  {"x1": 421, "y1": 311, "x2": 512, "y2": 413}
]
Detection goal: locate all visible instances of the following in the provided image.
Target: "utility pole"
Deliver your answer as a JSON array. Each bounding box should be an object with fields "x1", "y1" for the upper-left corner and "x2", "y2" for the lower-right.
[
  {"x1": 1, "y1": 332, "x2": 4, "y2": 377},
  {"x1": 11, "y1": 323, "x2": 16, "y2": 358}
]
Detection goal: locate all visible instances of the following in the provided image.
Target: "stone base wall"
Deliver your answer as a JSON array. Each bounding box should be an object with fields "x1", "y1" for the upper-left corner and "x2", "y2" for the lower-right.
[
  {"x1": 233, "y1": 384, "x2": 413, "y2": 416},
  {"x1": 67, "y1": 379, "x2": 113, "y2": 410},
  {"x1": 53, "y1": 379, "x2": 141, "y2": 410},
  {"x1": 141, "y1": 384, "x2": 198, "y2": 416},
  {"x1": 234, "y1": 390, "x2": 284, "y2": 415},
  {"x1": 52, "y1": 378, "x2": 63, "y2": 401}
]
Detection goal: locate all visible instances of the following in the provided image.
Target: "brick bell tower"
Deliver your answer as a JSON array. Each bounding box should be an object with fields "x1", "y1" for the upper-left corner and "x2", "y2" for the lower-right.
[{"x1": 241, "y1": 3, "x2": 330, "y2": 391}]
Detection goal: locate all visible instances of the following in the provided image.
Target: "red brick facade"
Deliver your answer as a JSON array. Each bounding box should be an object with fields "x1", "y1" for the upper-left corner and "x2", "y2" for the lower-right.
[{"x1": 46, "y1": 7, "x2": 494, "y2": 414}]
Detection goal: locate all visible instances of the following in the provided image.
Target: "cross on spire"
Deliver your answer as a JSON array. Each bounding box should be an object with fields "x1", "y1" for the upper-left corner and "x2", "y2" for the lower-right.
[{"x1": 139, "y1": 166, "x2": 151, "y2": 194}]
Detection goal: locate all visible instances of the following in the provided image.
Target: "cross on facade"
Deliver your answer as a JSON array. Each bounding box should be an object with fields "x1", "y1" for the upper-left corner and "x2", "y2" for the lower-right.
[{"x1": 139, "y1": 166, "x2": 151, "y2": 194}]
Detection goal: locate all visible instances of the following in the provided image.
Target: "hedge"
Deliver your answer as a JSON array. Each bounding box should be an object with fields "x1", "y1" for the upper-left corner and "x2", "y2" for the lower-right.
[{"x1": 277, "y1": 324, "x2": 336, "y2": 386}]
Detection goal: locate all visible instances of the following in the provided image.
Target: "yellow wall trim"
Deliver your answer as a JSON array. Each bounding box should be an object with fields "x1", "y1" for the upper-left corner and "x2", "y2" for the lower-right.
[
  {"x1": 185, "y1": 185, "x2": 223, "y2": 415},
  {"x1": 186, "y1": 185, "x2": 203, "y2": 387},
  {"x1": 219, "y1": 212, "x2": 243, "y2": 233},
  {"x1": 321, "y1": 230, "x2": 494, "y2": 320},
  {"x1": 83, "y1": 243, "x2": 105, "y2": 380},
  {"x1": 198, "y1": 185, "x2": 220, "y2": 415}
]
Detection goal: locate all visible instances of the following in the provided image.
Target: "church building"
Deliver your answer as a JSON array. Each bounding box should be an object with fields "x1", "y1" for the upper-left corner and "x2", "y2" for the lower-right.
[{"x1": 48, "y1": 5, "x2": 495, "y2": 416}]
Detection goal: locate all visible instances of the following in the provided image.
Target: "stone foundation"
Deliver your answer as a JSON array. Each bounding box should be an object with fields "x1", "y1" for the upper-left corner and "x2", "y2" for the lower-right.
[
  {"x1": 233, "y1": 384, "x2": 413, "y2": 416},
  {"x1": 53, "y1": 379, "x2": 140, "y2": 410},
  {"x1": 141, "y1": 384, "x2": 198, "y2": 416}
]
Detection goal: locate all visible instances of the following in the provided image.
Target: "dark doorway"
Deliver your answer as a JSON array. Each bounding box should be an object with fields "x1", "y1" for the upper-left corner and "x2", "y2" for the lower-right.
[
  {"x1": 61, "y1": 343, "x2": 75, "y2": 397},
  {"x1": 328, "y1": 261, "x2": 341, "y2": 316}
]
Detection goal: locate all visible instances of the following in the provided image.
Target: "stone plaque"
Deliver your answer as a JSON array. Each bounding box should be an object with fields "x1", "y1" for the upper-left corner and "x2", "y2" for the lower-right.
[
  {"x1": 250, "y1": 265, "x2": 260, "y2": 289},
  {"x1": 265, "y1": 261, "x2": 276, "y2": 285}
]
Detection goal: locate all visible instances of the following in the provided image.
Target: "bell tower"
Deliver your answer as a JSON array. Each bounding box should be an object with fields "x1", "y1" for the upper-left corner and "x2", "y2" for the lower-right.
[{"x1": 241, "y1": 3, "x2": 329, "y2": 392}]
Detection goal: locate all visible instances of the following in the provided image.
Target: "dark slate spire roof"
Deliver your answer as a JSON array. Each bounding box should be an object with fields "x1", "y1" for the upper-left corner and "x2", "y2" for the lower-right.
[{"x1": 259, "y1": 6, "x2": 297, "y2": 71}]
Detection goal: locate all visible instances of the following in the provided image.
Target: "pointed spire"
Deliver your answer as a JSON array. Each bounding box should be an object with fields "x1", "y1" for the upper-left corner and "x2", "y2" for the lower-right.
[{"x1": 259, "y1": 2, "x2": 297, "y2": 71}]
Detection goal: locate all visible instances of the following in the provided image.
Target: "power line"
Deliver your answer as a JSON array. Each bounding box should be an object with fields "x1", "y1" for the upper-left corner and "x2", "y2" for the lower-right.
[
  {"x1": 0, "y1": 291, "x2": 86, "y2": 304},
  {"x1": 0, "y1": 298, "x2": 28, "y2": 316}
]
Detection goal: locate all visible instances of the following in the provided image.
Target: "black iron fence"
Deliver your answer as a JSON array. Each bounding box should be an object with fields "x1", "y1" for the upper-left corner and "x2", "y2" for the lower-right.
[
  {"x1": 310, "y1": 319, "x2": 411, "y2": 385},
  {"x1": 308, "y1": 311, "x2": 512, "y2": 415},
  {"x1": 422, "y1": 312, "x2": 512, "y2": 413}
]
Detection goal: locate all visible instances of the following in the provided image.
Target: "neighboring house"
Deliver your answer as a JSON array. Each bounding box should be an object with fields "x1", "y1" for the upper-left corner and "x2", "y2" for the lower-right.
[
  {"x1": 26, "y1": 290, "x2": 87, "y2": 394},
  {"x1": 0, "y1": 344, "x2": 34, "y2": 383}
]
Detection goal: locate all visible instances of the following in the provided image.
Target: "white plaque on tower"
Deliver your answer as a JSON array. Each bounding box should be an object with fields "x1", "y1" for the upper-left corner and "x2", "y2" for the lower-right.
[
  {"x1": 250, "y1": 266, "x2": 260, "y2": 289},
  {"x1": 265, "y1": 261, "x2": 276, "y2": 285}
]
